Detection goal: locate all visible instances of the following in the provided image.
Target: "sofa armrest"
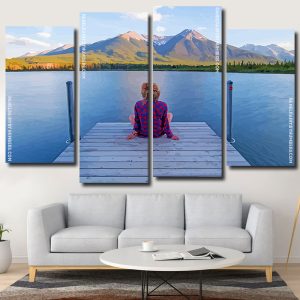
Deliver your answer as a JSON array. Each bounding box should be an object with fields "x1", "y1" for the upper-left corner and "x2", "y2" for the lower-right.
[
  {"x1": 245, "y1": 203, "x2": 273, "y2": 265},
  {"x1": 27, "y1": 203, "x2": 66, "y2": 265}
]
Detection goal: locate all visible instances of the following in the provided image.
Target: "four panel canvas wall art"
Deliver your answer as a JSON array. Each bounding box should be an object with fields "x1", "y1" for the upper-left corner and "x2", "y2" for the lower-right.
[
  {"x1": 5, "y1": 11, "x2": 297, "y2": 178},
  {"x1": 5, "y1": 26, "x2": 75, "y2": 164}
]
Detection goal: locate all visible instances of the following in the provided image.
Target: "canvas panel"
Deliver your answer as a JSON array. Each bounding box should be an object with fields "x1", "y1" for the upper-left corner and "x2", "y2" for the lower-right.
[
  {"x1": 79, "y1": 12, "x2": 150, "y2": 183},
  {"x1": 5, "y1": 26, "x2": 75, "y2": 163},
  {"x1": 152, "y1": 6, "x2": 223, "y2": 178}
]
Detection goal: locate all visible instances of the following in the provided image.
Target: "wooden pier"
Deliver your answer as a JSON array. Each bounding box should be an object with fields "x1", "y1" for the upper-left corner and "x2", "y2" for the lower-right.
[
  {"x1": 54, "y1": 122, "x2": 249, "y2": 182},
  {"x1": 53, "y1": 144, "x2": 74, "y2": 164},
  {"x1": 55, "y1": 123, "x2": 149, "y2": 183},
  {"x1": 153, "y1": 122, "x2": 248, "y2": 177},
  {"x1": 227, "y1": 142, "x2": 250, "y2": 167}
]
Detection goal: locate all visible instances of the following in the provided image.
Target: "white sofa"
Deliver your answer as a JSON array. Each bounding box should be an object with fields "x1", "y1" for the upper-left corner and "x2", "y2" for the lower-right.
[{"x1": 27, "y1": 193, "x2": 273, "y2": 282}]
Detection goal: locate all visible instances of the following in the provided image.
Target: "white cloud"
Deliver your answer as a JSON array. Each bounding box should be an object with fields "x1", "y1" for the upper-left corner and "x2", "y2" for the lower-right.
[
  {"x1": 125, "y1": 8, "x2": 166, "y2": 22},
  {"x1": 153, "y1": 6, "x2": 172, "y2": 22},
  {"x1": 153, "y1": 7, "x2": 163, "y2": 22},
  {"x1": 6, "y1": 34, "x2": 50, "y2": 48},
  {"x1": 37, "y1": 32, "x2": 51, "y2": 38},
  {"x1": 156, "y1": 26, "x2": 166, "y2": 33},
  {"x1": 126, "y1": 12, "x2": 148, "y2": 22}
]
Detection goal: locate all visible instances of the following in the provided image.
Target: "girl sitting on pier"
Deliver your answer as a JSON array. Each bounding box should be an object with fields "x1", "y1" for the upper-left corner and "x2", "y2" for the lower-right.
[{"x1": 127, "y1": 83, "x2": 179, "y2": 140}]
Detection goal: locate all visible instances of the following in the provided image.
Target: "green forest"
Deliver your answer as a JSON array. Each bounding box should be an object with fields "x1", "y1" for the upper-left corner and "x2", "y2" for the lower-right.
[
  {"x1": 6, "y1": 54, "x2": 74, "y2": 71},
  {"x1": 84, "y1": 61, "x2": 295, "y2": 74},
  {"x1": 227, "y1": 60, "x2": 295, "y2": 74},
  {"x1": 82, "y1": 63, "x2": 148, "y2": 71}
]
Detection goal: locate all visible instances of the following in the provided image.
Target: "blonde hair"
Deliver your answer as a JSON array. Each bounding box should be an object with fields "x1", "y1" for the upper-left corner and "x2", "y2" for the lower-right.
[
  {"x1": 141, "y1": 82, "x2": 149, "y2": 100},
  {"x1": 141, "y1": 83, "x2": 161, "y2": 101},
  {"x1": 153, "y1": 83, "x2": 160, "y2": 101}
]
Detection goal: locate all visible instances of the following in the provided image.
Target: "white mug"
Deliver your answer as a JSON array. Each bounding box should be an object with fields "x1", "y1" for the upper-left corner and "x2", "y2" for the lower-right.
[{"x1": 142, "y1": 240, "x2": 154, "y2": 251}]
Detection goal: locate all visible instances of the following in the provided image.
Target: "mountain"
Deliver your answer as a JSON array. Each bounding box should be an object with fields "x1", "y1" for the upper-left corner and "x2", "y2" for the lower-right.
[
  {"x1": 19, "y1": 44, "x2": 73, "y2": 57},
  {"x1": 119, "y1": 31, "x2": 146, "y2": 41},
  {"x1": 154, "y1": 29, "x2": 216, "y2": 62},
  {"x1": 227, "y1": 44, "x2": 277, "y2": 63},
  {"x1": 153, "y1": 35, "x2": 173, "y2": 46},
  {"x1": 153, "y1": 29, "x2": 276, "y2": 64},
  {"x1": 240, "y1": 44, "x2": 294, "y2": 62},
  {"x1": 13, "y1": 29, "x2": 293, "y2": 72},
  {"x1": 45, "y1": 44, "x2": 73, "y2": 55},
  {"x1": 77, "y1": 31, "x2": 148, "y2": 63},
  {"x1": 20, "y1": 51, "x2": 41, "y2": 57}
]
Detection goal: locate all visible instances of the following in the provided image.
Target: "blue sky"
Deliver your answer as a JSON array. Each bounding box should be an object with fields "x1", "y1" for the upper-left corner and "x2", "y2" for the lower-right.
[
  {"x1": 228, "y1": 29, "x2": 295, "y2": 50},
  {"x1": 6, "y1": 26, "x2": 73, "y2": 58},
  {"x1": 154, "y1": 6, "x2": 222, "y2": 41},
  {"x1": 81, "y1": 12, "x2": 148, "y2": 44}
]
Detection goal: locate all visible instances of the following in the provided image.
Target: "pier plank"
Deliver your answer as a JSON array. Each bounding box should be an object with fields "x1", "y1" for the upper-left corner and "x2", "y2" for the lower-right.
[
  {"x1": 80, "y1": 123, "x2": 148, "y2": 183},
  {"x1": 154, "y1": 123, "x2": 222, "y2": 177}
]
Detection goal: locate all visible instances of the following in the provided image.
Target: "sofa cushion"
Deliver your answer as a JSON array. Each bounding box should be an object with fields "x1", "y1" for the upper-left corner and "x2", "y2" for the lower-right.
[
  {"x1": 185, "y1": 194, "x2": 242, "y2": 228},
  {"x1": 125, "y1": 194, "x2": 184, "y2": 228},
  {"x1": 118, "y1": 226, "x2": 185, "y2": 248},
  {"x1": 185, "y1": 226, "x2": 251, "y2": 252},
  {"x1": 51, "y1": 226, "x2": 122, "y2": 253},
  {"x1": 68, "y1": 194, "x2": 126, "y2": 228}
]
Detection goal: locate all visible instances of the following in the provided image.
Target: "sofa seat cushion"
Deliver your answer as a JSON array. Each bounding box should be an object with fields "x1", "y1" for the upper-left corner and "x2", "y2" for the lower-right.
[
  {"x1": 118, "y1": 227, "x2": 185, "y2": 248},
  {"x1": 185, "y1": 226, "x2": 251, "y2": 253},
  {"x1": 51, "y1": 226, "x2": 122, "y2": 253}
]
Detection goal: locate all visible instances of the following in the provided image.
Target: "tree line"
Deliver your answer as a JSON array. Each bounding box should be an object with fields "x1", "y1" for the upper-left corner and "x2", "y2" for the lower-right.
[
  {"x1": 227, "y1": 60, "x2": 295, "y2": 74},
  {"x1": 6, "y1": 64, "x2": 74, "y2": 72}
]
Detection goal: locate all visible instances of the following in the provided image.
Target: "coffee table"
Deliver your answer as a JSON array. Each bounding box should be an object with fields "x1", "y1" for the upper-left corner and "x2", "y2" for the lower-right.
[{"x1": 100, "y1": 244, "x2": 245, "y2": 299}]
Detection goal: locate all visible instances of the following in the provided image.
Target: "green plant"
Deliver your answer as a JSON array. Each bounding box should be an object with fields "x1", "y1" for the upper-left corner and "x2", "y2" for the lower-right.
[{"x1": 0, "y1": 224, "x2": 10, "y2": 241}]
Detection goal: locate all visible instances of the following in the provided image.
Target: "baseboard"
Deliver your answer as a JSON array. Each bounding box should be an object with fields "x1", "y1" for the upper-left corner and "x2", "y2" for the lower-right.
[{"x1": 12, "y1": 256, "x2": 300, "y2": 264}]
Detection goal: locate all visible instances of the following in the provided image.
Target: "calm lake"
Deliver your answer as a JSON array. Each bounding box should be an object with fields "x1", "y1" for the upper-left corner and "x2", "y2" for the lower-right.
[
  {"x1": 80, "y1": 71, "x2": 222, "y2": 134},
  {"x1": 7, "y1": 71, "x2": 294, "y2": 166},
  {"x1": 228, "y1": 72, "x2": 295, "y2": 167},
  {"x1": 6, "y1": 71, "x2": 73, "y2": 163}
]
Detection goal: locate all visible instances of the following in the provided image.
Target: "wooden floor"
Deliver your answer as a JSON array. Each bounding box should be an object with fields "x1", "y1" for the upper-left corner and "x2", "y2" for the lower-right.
[
  {"x1": 55, "y1": 122, "x2": 249, "y2": 181},
  {"x1": 1, "y1": 264, "x2": 299, "y2": 297}
]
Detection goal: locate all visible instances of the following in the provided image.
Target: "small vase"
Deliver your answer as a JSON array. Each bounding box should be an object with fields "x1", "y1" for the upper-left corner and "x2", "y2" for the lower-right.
[{"x1": 0, "y1": 240, "x2": 12, "y2": 273}]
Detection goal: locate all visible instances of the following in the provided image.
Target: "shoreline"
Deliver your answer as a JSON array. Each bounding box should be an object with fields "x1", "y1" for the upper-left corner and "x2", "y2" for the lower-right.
[{"x1": 6, "y1": 69, "x2": 294, "y2": 74}]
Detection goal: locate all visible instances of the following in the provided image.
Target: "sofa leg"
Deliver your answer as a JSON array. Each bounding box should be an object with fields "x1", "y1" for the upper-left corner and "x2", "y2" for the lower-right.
[
  {"x1": 265, "y1": 266, "x2": 273, "y2": 283},
  {"x1": 29, "y1": 266, "x2": 37, "y2": 282}
]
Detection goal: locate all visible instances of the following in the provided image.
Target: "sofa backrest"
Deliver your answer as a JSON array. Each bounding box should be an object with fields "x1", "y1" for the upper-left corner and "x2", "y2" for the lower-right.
[
  {"x1": 125, "y1": 194, "x2": 184, "y2": 228},
  {"x1": 185, "y1": 194, "x2": 242, "y2": 228},
  {"x1": 68, "y1": 194, "x2": 126, "y2": 229}
]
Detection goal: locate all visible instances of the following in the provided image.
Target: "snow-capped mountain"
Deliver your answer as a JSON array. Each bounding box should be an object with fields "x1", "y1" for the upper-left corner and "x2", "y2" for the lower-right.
[
  {"x1": 19, "y1": 44, "x2": 73, "y2": 57},
  {"x1": 240, "y1": 44, "x2": 294, "y2": 62}
]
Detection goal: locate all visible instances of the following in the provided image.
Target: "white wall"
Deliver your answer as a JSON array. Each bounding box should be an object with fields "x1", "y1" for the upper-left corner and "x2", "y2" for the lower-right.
[{"x1": 0, "y1": 0, "x2": 299, "y2": 263}]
